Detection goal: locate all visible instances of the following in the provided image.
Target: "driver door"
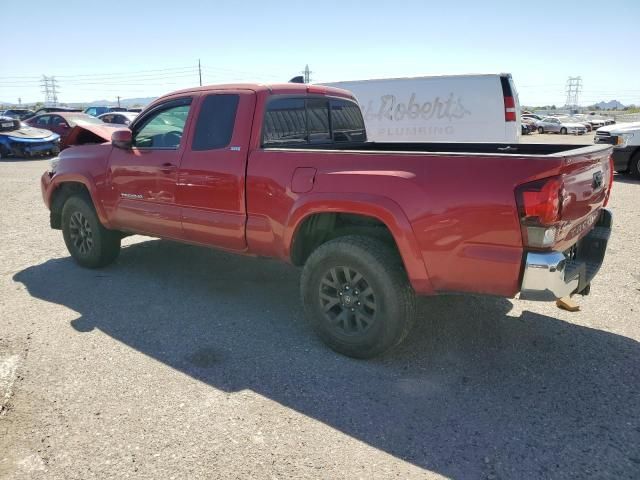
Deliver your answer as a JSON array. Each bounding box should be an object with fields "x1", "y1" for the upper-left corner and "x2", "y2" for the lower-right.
[{"x1": 107, "y1": 96, "x2": 194, "y2": 239}]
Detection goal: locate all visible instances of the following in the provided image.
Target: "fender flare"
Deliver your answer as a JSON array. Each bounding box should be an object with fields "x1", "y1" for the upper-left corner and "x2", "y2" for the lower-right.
[
  {"x1": 48, "y1": 173, "x2": 111, "y2": 228},
  {"x1": 284, "y1": 192, "x2": 434, "y2": 295}
]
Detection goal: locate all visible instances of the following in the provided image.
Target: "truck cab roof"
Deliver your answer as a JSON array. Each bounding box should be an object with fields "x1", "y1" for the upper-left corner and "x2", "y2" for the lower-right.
[{"x1": 155, "y1": 83, "x2": 355, "y2": 103}]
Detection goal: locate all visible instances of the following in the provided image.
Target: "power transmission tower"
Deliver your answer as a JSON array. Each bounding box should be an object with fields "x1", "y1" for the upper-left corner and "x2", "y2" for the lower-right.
[
  {"x1": 41, "y1": 75, "x2": 50, "y2": 105},
  {"x1": 40, "y1": 75, "x2": 60, "y2": 106},
  {"x1": 565, "y1": 76, "x2": 582, "y2": 110},
  {"x1": 302, "y1": 64, "x2": 312, "y2": 84}
]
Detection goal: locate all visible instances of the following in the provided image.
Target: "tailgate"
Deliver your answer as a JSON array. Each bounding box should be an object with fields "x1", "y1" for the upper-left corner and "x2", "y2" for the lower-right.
[{"x1": 554, "y1": 146, "x2": 612, "y2": 251}]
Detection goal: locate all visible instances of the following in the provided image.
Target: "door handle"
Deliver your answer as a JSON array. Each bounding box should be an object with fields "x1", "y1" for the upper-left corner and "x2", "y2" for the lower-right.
[{"x1": 160, "y1": 163, "x2": 177, "y2": 174}]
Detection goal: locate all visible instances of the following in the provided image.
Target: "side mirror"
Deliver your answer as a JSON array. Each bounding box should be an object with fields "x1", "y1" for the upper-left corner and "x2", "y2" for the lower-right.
[{"x1": 112, "y1": 129, "x2": 132, "y2": 149}]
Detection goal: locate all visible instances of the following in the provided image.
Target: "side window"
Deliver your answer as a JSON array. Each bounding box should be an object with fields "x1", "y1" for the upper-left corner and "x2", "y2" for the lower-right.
[
  {"x1": 133, "y1": 102, "x2": 191, "y2": 149},
  {"x1": 101, "y1": 115, "x2": 113, "y2": 123},
  {"x1": 330, "y1": 99, "x2": 366, "y2": 142},
  {"x1": 262, "y1": 98, "x2": 306, "y2": 146},
  {"x1": 85, "y1": 108, "x2": 96, "y2": 116},
  {"x1": 35, "y1": 115, "x2": 50, "y2": 126},
  {"x1": 51, "y1": 116, "x2": 66, "y2": 127},
  {"x1": 192, "y1": 94, "x2": 239, "y2": 151},
  {"x1": 306, "y1": 99, "x2": 330, "y2": 144}
]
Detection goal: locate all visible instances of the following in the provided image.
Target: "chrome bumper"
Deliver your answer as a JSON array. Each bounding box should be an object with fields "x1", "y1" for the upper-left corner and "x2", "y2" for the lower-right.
[{"x1": 520, "y1": 209, "x2": 612, "y2": 301}]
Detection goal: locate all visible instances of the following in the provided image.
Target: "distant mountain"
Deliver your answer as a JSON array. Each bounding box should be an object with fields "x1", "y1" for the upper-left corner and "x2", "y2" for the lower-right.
[
  {"x1": 592, "y1": 100, "x2": 626, "y2": 110},
  {"x1": 66, "y1": 96, "x2": 157, "y2": 108},
  {"x1": 1, "y1": 96, "x2": 157, "y2": 109}
]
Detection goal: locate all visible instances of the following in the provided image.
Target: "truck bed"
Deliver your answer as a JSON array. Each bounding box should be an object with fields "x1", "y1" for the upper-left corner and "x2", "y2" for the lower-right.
[{"x1": 266, "y1": 141, "x2": 609, "y2": 157}]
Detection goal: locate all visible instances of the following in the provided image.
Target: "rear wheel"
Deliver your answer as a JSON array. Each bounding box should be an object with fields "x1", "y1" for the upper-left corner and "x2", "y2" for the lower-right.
[
  {"x1": 62, "y1": 195, "x2": 121, "y2": 268},
  {"x1": 560, "y1": 127, "x2": 567, "y2": 135},
  {"x1": 301, "y1": 235, "x2": 416, "y2": 358},
  {"x1": 631, "y1": 152, "x2": 640, "y2": 180},
  {"x1": 538, "y1": 126, "x2": 544, "y2": 134}
]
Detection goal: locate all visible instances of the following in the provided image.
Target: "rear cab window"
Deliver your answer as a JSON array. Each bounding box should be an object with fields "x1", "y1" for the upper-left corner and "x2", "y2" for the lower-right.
[{"x1": 262, "y1": 96, "x2": 366, "y2": 147}]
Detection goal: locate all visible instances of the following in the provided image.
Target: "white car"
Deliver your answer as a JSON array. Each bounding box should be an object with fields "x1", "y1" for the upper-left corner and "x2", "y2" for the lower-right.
[
  {"x1": 98, "y1": 111, "x2": 139, "y2": 126},
  {"x1": 322, "y1": 73, "x2": 521, "y2": 143},
  {"x1": 536, "y1": 116, "x2": 588, "y2": 135}
]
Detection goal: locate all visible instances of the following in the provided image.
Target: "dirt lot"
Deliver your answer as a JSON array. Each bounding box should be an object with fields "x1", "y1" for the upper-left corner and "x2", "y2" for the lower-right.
[
  {"x1": 521, "y1": 131, "x2": 597, "y2": 145},
  {"x1": 1, "y1": 145, "x2": 639, "y2": 479}
]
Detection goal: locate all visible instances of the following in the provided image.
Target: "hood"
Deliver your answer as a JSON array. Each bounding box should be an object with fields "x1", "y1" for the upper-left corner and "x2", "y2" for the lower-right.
[
  {"x1": 61, "y1": 122, "x2": 123, "y2": 148},
  {"x1": 562, "y1": 122, "x2": 587, "y2": 128},
  {"x1": 72, "y1": 121, "x2": 122, "y2": 141},
  {"x1": 0, "y1": 124, "x2": 58, "y2": 139},
  {"x1": 596, "y1": 122, "x2": 640, "y2": 134}
]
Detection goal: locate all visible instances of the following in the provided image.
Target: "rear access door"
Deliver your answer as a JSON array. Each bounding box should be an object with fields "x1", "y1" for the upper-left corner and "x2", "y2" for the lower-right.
[{"x1": 177, "y1": 89, "x2": 256, "y2": 251}]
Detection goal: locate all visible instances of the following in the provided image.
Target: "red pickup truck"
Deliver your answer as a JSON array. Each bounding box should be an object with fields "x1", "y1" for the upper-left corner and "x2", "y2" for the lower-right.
[{"x1": 41, "y1": 83, "x2": 614, "y2": 358}]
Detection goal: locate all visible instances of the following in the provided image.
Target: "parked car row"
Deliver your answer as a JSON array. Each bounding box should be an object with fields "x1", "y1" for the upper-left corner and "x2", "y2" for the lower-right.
[
  {"x1": 522, "y1": 112, "x2": 616, "y2": 134},
  {"x1": 0, "y1": 105, "x2": 142, "y2": 121},
  {"x1": 0, "y1": 106, "x2": 142, "y2": 159}
]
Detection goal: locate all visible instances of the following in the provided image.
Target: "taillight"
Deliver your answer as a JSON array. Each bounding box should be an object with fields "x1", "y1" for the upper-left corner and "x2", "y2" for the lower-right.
[
  {"x1": 604, "y1": 154, "x2": 614, "y2": 207},
  {"x1": 515, "y1": 176, "x2": 564, "y2": 248},
  {"x1": 504, "y1": 96, "x2": 516, "y2": 122}
]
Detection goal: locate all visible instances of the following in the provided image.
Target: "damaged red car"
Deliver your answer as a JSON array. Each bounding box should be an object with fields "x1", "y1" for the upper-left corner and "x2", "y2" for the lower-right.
[{"x1": 24, "y1": 112, "x2": 122, "y2": 149}]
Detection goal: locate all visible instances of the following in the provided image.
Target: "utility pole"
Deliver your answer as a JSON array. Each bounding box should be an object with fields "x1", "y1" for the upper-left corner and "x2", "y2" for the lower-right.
[
  {"x1": 117, "y1": 96, "x2": 121, "y2": 107},
  {"x1": 198, "y1": 59, "x2": 202, "y2": 87},
  {"x1": 565, "y1": 76, "x2": 582, "y2": 111},
  {"x1": 302, "y1": 64, "x2": 312, "y2": 84}
]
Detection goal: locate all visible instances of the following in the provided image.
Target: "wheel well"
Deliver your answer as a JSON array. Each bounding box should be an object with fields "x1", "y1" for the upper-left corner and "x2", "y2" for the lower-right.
[
  {"x1": 50, "y1": 182, "x2": 91, "y2": 229},
  {"x1": 290, "y1": 213, "x2": 398, "y2": 266}
]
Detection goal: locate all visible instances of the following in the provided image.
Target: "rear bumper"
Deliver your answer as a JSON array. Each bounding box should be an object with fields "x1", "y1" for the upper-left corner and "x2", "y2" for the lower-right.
[{"x1": 520, "y1": 208, "x2": 612, "y2": 301}]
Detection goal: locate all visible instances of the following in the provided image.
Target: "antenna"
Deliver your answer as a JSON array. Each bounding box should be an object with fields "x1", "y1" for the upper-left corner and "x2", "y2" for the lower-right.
[{"x1": 302, "y1": 64, "x2": 312, "y2": 84}]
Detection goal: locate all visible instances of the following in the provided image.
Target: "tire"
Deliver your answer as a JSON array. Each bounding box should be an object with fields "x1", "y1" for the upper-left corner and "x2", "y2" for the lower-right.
[
  {"x1": 538, "y1": 126, "x2": 544, "y2": 134},
  {"x1": 631, "y1": 152, "x2": 640, "y2": 180},
  {"x1": 62, "y1": 195, "x2": 121, "y2": 268},
  {"x1": 560, "y1": 127, "x2": 567, "y2": 135},
  {"x1": 301, "y1": 235, "x2": 416, "y2": 359}
]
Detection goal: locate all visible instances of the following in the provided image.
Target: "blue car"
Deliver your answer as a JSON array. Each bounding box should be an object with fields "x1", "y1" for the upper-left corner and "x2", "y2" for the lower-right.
[{"x1": 0, "y1": 116, "x2": 60, "y2": 159}]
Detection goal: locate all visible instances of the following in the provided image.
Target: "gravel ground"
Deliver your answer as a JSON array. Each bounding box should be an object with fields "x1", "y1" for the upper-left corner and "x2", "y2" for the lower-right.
[{"x1": 0, "y1": 151, "x2": 638, "y2": 479}]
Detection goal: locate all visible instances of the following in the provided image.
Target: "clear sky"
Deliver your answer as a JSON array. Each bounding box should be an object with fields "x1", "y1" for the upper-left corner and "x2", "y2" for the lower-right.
[{"x1": 2, "y1": 0, "x2": 638, "y2": 106}]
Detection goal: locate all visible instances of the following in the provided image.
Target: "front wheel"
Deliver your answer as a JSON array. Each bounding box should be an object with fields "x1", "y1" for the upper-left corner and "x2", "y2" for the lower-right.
[
  {"x1": 62, "y1": 195, "x2": 121, "y2": 268},
  {"x1": 538, "y1": 126, "x2": 544, "y2": 134},
  {"x1": 560, "y1": 127, "x2": 567, "y2": 135},
  {"x1": 301, "y1": 235, "x2": 416, "y2": 358}
]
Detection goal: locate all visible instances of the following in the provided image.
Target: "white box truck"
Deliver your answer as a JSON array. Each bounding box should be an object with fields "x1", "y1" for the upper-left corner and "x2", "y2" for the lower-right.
[{"x1": 322, "y1": 74, "x2": 520, "y2": 143}]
